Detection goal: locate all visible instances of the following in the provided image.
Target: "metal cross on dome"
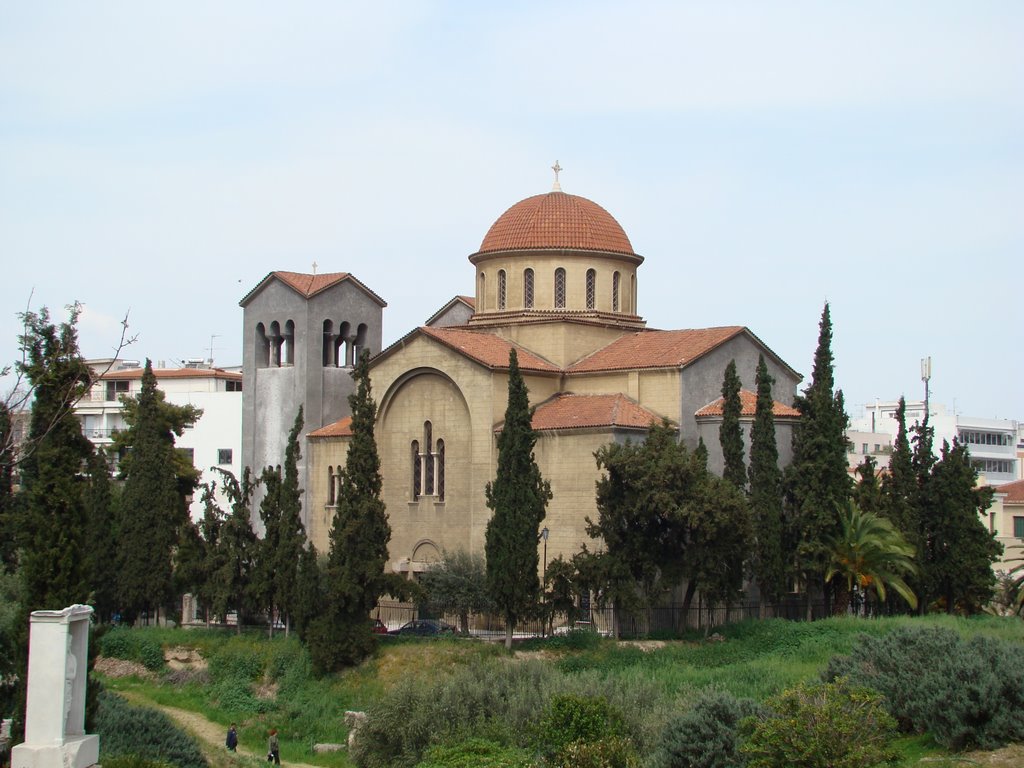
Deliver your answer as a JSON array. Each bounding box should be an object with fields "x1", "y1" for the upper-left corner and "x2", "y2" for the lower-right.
[{"x1": 551, "y1": 161, "x2": 563, "y2": 192}]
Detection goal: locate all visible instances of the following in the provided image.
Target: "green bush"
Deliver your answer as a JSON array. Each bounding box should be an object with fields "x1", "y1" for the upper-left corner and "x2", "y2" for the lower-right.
[
  {"x1": 102, "y1": 755, "x2": 175, "y2": 768},
  {"x1": 825, "y1": 626, "x2": 1024, "y2": 750},
  {"x1": 741, "y1": 678, "x2": 898, "y2": 768},
  {"x1": 649, "y1": 689, "x2": 763, "y2": 768},
  {"x1": 98, "y1": 628, "x2": 166, "y2": 672},
  {"x1": 546, "y1": 736, "x2": 639, "y2": 768},
  {"x1": 95, "y1": 692, "x2": 207, "y2": 768},
  {"x1": 415, "y1": 738, "x2": 534, "y2": 767},
  {"x1": 534, "y1": 694, "x2": 629, "y2": 760}
]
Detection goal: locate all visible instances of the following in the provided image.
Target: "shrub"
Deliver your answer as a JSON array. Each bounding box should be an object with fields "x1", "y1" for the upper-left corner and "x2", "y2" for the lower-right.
[
  {"x1": 95, "y1": 692, "x2": 207, "y2": 768},
  {"x1": 535, "y1": 694, "x2": 630, "y2": 761},
  {"x1": 102, "y1": 756, "x2": 175, "y2": 768},
  {"x1": 98, "y1": 628, "x2": 166, "y2": 672},
  {"x1": 741, "y1": 678, "x2": 898, "y2": 768},
  {"x1": 416, "y1": 738, "x2": 534, "y2": 767},
  {"x1": 547, "y1": 736, "x2": 639, "y2": 768},
  {"x1": 649, "y1": 689, "x2": 763, "y2": 768},
  {"x1": 825, "y1": 626, "x2": 1024, "y2": 750}
]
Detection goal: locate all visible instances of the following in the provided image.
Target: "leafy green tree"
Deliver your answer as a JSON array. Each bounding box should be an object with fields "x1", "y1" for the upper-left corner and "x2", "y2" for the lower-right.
[
  {"x1": 543, "y1": 556, "x2": 582, "y2": 634},
  {"x1": 784, "y1": 303, "x2": 851, "y2": 617},
  {"x1": 210, "y1": 467, "x2": 259, "y2": 631},
  {"x1": 310, "y1": 350, "x2": 407, "y2": 670},
  {"x1": 114, "y1": 359, "x2": 200, "y2": 624},
  {"x1": 920, "y1": 440, "x2": 1001, "y2": 614},
  {"x1": 82, "y1": 451, "x2": 119, "y2": 622},
  {"x1": 826, "y1": 503, "x2": 918, "y2": 616},
  {"x1": 485, "y1": 348, "x2": 551, "y2": 650},
  {"x1": 748, "y1": 354, "x2": 787, "y2": 612},
  {"x1": 421, "y1": 549, "x2": 493, "y2": 635},
  {"x1": 719, "y1": 359, "x2": 746, "y2": 489}
]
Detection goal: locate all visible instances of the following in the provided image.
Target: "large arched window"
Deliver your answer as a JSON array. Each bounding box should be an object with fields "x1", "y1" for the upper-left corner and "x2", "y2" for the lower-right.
[
  {"x1": 497, "y1": 270, "x2": 507, "y2": 310},
  {"x1": 423, "y1": 422, "x2": 434, "y2": 495},
  {"x1": 411, "y1": 441, "x2": 421, "y2": 499},
  {"x1": 255, "y1": 323, "x2": 270, "y2": 368},
  {"x1": 412, "y1": 424, "x2": 446, "y2": 501},
  {"x1": 612, "y1": 272, "x2": 621, "y2": 312},
  {"x1": 479, "y1": 272, "x2": 486, "y2": 311},
  {"x1": 283, "y1": 320, "x2": 295, "y2": 366},
  {"x1": 586, "y1": 269, "x2": 596, "y2": 310},
  {"x1": 523, "y1": 268, "x2": 534, "y2": 308},
  {"x1": 322, "y1": 320, "x2": 335, "y2": 366},
  {"x1": 554, "y1": 268, "x2": 566, "y2": 309},
  {"x1": 269, "y1": 321, "x2": 282, "y2": 367}
]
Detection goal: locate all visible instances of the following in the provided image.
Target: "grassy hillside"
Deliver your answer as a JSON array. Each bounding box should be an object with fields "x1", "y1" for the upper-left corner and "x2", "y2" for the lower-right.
[{"x1": 94, "y1": 615, "x2": 1024, "y2": 768}]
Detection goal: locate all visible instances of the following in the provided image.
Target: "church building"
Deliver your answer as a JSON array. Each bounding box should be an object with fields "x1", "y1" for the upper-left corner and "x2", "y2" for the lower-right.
[{"x1": 293, "y1": 177, "x2": 802, "y2": 575}]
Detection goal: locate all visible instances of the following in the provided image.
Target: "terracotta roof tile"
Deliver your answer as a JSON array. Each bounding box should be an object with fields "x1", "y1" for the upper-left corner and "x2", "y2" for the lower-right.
[
  {"x1": 419, "y1": 327, "x2": 560, "y2": 373},
  {"x1": 475, "y1": 192, "x2": 636, "y2": 256},
  {"x1": 526, "y1": 393, "x2": 666, "y2": 432},
  {"x1": 994, "y1": 478, "x2": 1024, "y2": 504},
  {"x1": 695, "y1": 389, "x2": 801, "y2": 419},
  {"x1": 99, "y1": 368, "x2": 242, "y2": 381},
  {"x1": 308, "y1": 416, "x2": 353, "y2": 438},
  {"x1": 567, "y1": 327, "x2": 745, "y2": 373},
  {"x1": 239, "y1": 271, "x2": 387, "y2": 307}
]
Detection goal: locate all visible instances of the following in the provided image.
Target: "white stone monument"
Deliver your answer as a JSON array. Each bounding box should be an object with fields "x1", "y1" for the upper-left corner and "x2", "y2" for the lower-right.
[{"x1": 12, "y1": 605, "x2": 99, "y2": 768}]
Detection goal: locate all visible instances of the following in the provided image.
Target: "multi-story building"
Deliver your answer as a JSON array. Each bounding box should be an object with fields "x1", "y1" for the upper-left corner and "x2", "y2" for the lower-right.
[
  {"x1": 75, "y1": 359, "x2": 243, "y2": 519},
  {"x1": 850, "y1": 401, "x2": 1020, "y2": 485},
  {"x1": 984, "y1": 479, "x2": 1024, "y2": 573}
]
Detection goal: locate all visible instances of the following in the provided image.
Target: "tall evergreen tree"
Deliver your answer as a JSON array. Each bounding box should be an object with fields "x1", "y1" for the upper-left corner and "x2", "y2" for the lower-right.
[
  {"x1": 12, "y1": 306, "x2": 93, "y2": 738},
  {"x1": 211, "y1": 467, "x2": 259, "y2": 632},
  {"x1": 254, "y1": 462, "x2": 283, "y2": 633},
  {"x1": 747, "y1": 355, "x2": 787, "y2": 611},
  {"x1": 719, "y1": 359, "x2": 746, "y2": 489},
  {"x1": 853, "y1": 456, "x2": 883, "y2": 514},
  {"x1": 485, "y1": 348, "x2": 551, "y2": 650},
  {"x1": 310, "y1": 351, "x2": 405, "y2": 671},
  {"x1": 881, "y1": 398, "x2": 917, "y2": 536},
  {"x1": 0, "y1": 402, "x2": 15, "y2": 571},
  {"x1": 784, "y1": 303, "x2": 851, "y2": 617},
  {"x1": 82, "y1": 451, "x2": 119, "y2": 622},
  {"x1": 115, "y1": 359, "x2": 200, "y2": 623},
  {"x1": 920, "y1": 439, "x2": 1001, "y2": 613}
]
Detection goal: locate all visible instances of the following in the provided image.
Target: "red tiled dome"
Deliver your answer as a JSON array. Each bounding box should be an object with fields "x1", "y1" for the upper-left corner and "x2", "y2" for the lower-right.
[{"x1": 476, "y1": 192, "x2": 635, "y2": 256}]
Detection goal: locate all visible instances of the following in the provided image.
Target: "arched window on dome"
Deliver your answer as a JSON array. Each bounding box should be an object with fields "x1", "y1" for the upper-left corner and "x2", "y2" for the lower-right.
[
  {"x1": 523, "y1": 269, "x2": 534, "y2": 308},
  {"x1": 586, "y1": 269, "x2": 596, "y2": 310},
  {"x1": 497, "y1": 270, "x2": 507, "y2": 311},
  {"x1": 479, "y1": 272, "x2": 486, "y2": 312},
  {"x1": 612, "y1": 272, "x2": 621, "y2": 312},
  {"x1": 554, "y1": 268, "x2": 566, "y2": 309},
  {"x1": 631, "y1": 274, "x2": 637, "y2": 314}
]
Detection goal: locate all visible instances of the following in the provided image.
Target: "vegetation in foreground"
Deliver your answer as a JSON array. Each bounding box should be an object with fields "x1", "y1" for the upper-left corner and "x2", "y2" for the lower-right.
[{"x1": 93, "y1": 614, "x2": 1024, "y2": 768}]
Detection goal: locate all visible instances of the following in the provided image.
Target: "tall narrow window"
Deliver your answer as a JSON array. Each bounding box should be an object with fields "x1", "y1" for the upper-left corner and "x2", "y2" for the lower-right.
[
  {"x1": 554, "y1": 268, "x2": 566, "y2": 309},
  {"x1": 269, "y1": 321, "x2": 282, "y2": 367},
  {"x1": 327, "y1": 467, "x2": 336, "y2": 505},
  {"x1": 479, "y1": 272, "x2": 486, "y2": 311},
  {"x1": 256, "y1": 323, "x2": 270, "y2": 368},
  {"x1": 423, "y1": 422, "x2": 434, "y2": 495},
  {"x1": 283, "y1": 320, "x2": 295, "y2": 366},
  {"x1": 612, "y1": 272, "x2": 620, "y2": 312},
  {"x1": 322, "y1": 320, "x2": 335, "y2": 366},
  {"x1": 523, "y1": 268, "x2": 534, "y2": 308},
  {"x1": 411, "y1": 441, "x2": 421, "y2": 499},
  {"x1": 585, "y1": 269, "x2": 596, "y2": 309},
  {"x1": 436, "y1": 439, "x2": 445, "y2": 502},
  {"x1": 497, "y1": 270, "x2": 507, "y2": 310}
]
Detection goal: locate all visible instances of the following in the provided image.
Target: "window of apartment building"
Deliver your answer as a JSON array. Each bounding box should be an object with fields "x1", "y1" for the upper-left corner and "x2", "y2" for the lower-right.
[
  {"x1": 217, "y1": 449, "x2": 233, "y2": 465},
  {"x1": 226, "y1": 380, "x2": 242, "y2": 392},
  {"x1": 105, "y1": 380, "x2": 130, "y2": 401},
  {"x1": 874, "y1": 444, "x2": 881, "y2": 452},
  {"x1": 862, "y1": 443, "x2": 868, "y2": 454},
  {"x1": 1013, "y1": 516, "x2": 1024, "y2": 538},
  {"x1": 178, "y1": 447, "x2": 195, "y2": 465}
]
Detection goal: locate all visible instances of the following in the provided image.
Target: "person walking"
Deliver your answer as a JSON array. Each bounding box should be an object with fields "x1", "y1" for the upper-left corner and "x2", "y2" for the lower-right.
[
  {"x1": 267, "y1": 728, "x2": 280, "y2": 765},
  {"x1": 226, "y1": 724, "x2": 238, "y2": 752}
]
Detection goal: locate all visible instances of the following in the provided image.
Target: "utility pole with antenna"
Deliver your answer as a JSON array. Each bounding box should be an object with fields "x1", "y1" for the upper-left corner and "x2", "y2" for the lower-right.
[
  {"x1": 920, "y1": 356, "x2": 932, "y2": 422},
  {"x1": 208, "y1": 334, "x2": 220, "y2": 367}
]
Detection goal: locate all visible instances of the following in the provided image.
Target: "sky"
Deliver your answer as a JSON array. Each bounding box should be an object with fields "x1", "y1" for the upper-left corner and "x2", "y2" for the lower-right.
[{"x1": 1, "y1": 2, "x2": 1021, "y2": 422}]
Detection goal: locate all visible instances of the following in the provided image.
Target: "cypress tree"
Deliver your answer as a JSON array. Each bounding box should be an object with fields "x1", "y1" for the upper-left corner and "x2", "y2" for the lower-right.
[
  {"x1": 748, "y1": 355, "x2": 786, "y2": 611},
  {"x1": 254, "y1": 462, "x2": 282, "y2": 634},
  {"x1": 784, "y1": 303, "x2": 851, "y2": 617},
  {"x1": 116, "y1": 359, "x2": 200, "y2": 623},
  {"x1": 311, "y1": 350, "x2": 403, "y2": 671},
  {"x1": 211, "y1": 467, "x2": 259, "y2": 632},
  {"x1": 719, "y1": 359, "x2": 746, "y2": 489},
  {"x1": 881, "y1": 398, "x2": 917, "y2": 537},
  {"x1": 485, "y1": 348, "x2": 551, "y2": 650},
  {"x1": 0, "y1": 402, "x2": 15, "y2": 571},
  {"x1": 920, "y1": 439, "x2": 1001, "y2": 613},
  {"x1": 853, "y1": 456, "x2": 883, "y2": 514},
  {"x1": 82, "y1": 451, "x2": 119, "y2": 622}
]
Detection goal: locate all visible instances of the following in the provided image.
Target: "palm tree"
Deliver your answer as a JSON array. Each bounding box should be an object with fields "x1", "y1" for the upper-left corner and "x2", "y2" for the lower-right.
[{"x1": 826, "y1": 503, "x2": 918, "y2": 616}]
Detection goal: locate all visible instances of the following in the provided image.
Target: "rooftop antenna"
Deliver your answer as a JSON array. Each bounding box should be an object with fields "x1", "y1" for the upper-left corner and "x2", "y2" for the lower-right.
[
  {"x1": 551, "y1": 160, "x2": 563, "y2": 192},
  {"x1": 920, "y1": 356, "x2": 932, "y2": 423},
  {"x1": 208, "y1": 334, "x2": 220, "y2": 366}
]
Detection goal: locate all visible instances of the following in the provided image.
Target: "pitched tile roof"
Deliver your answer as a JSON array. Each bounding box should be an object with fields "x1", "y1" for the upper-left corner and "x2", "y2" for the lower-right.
[
  {"x1": 418, "y1": 327, "x2": 560, "y2": 373},
  {"x1": 239, "y1": 271, "x2": 387, "y2": 307},
  {"x1": 525, "y1": 393, "x2": 666, "y2": 432},
  {"x1": 308, "y1": 416, "x2": 353, "y2": 439},
  {"x1": 994, "y1": 478, "x2": 1024, "y2": 504},
  {"x1": 474, "y1": 192, "x2": 637, "y2": 256},
  {"x1": 98, "y1": 367, "x2": 242, "y2": 381},
  {"x1": 695, "y1": 389, "x2": 801, "y2": 419},
  {"x1": 567, "y1": 327, "x2": 745, "y2": 373}
]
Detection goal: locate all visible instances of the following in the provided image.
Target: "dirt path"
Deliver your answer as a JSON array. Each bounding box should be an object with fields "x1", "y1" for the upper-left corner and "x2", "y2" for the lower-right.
[{"x1": 118, "y1": 692, "x2": 325, "y2": 768}]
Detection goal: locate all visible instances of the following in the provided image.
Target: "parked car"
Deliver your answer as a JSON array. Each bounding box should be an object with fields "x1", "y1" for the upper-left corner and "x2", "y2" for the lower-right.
[
  {"x1": 371, "y1": 618, "x2": 388, "y2": 635},
  {"x1": 389, "y1": 618, "x2": 456, "y2": 636}
]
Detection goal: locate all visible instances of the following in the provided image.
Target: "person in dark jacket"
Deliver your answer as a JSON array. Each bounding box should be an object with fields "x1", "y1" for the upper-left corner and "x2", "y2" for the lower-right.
[
  {"x1": 267, "y1": 728, "x2": 280, "y2": 765},
  {"x1": 226, "y1": 724, "x2": 238, "y2": 752}
]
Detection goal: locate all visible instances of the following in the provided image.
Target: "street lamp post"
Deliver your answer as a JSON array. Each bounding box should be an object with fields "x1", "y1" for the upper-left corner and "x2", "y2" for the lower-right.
[{"x1": 540, "y1": 527, "x2": 549, "y2": 587}]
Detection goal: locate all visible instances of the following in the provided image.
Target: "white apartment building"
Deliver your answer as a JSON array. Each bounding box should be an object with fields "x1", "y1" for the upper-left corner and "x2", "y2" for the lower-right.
[
  {"x1": 849, "y1": 400, "x2": 1021, "y2": 486},
  {"x1": 75, "y1": 359, "x2": 243, "y2": 519}
]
